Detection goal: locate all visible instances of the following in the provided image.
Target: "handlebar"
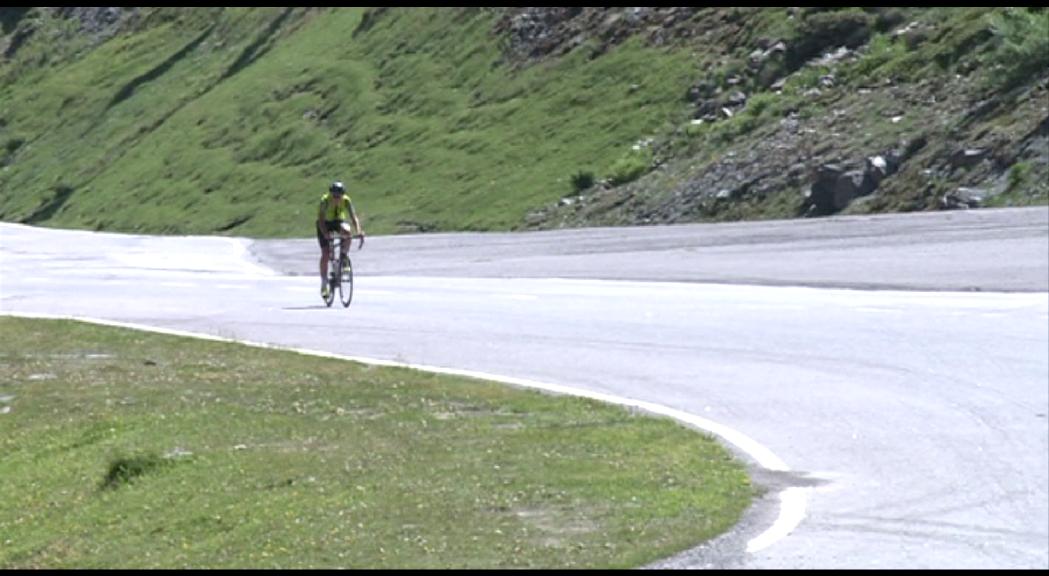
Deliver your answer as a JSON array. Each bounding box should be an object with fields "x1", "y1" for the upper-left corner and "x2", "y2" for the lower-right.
[{"x1": 326, "y1": 233, "x2": 365, "y2": 251}]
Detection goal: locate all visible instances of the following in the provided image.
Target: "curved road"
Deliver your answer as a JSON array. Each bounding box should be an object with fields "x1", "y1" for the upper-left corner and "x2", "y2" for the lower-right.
[{"x1": 1, "y1": 207, "x2": 1047, "y2": 568}]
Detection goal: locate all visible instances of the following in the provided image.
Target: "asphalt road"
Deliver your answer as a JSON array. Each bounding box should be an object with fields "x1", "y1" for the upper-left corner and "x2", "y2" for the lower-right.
[
  {"x1": 2, "y1": 206, "x2": 1047, "y2": 568},
  {"x1": 254, "y1": 206, "x2": 1049, "y2": 292}
]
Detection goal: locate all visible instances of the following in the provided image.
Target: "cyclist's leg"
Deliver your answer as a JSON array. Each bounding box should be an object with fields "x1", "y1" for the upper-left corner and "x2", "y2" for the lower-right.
[
  {"x1": 337, "y1": 221, "x2": 351, "y2": 263},
  {"x1": 317, "y1": 224, "x2": 331, "y2": 285}
]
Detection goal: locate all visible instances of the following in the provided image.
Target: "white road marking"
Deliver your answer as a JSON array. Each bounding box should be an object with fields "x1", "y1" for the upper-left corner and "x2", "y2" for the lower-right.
[
  {"x1": 855, "y1": 307, "x2": 899, "y2": 314},
  {"x1": 747, "y1": 487, "x2": 809, "y2": 553}
]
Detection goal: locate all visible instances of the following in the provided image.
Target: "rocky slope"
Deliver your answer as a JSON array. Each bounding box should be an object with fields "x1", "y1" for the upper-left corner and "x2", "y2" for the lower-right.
[{"x1": 504, "y1": 7, "x2": 1048, "y2": 229}]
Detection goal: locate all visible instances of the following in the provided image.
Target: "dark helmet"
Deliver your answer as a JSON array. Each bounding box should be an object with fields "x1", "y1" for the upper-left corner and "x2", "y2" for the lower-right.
[{"x1": 329, "y1": 181, "x2": 346, "y2": 195}]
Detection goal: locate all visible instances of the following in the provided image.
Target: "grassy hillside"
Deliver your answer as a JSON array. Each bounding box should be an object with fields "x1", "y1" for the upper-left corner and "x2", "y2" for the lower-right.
[
  {"x1": 0, "y1": 7, "x2": 1046, "y2": 237},
  {"x1": 0, "y1": 7, "x2": 696, "y2": 236}
]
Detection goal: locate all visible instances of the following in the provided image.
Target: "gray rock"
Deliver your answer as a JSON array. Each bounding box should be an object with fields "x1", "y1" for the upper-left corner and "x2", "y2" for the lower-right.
[
  {"x1": 950, "y1": 148, "x2": 989, "y2": 169},
  {"x1": 726, "y1": 91, "x2": 748, "y2": 107},
  {"x1": 787, "y1": 163, "x2": 809, "y2": 182},
  {"x1": 749, "y1": 48, "x2": 767, "y2": 68},
  {"x1": 866, "y1": 155, "x2": 890, "y2": 185},
  {"x1": 942, "y1": 187, "x2": 985, "y2": 209},
  {"x1": 835, "y1": 169, "x2": 875, "y2": 207},
  {"x1": 807, "y1": 161, "x2": 882, "y2": 215},
  {"x1": 806, "y1": 164, "x2": 844, "y2": 214},
  {"x1": 815, "y1": 46, "x2": 853, "y2": 67},
  {"x1": 693, "y1": 99, "x2": 719, "y2": 118}
]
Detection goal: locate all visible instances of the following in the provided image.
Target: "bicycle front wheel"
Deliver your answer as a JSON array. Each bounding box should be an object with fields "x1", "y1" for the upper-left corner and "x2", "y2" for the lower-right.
[{"x1": 339, "y1": 254, "x2": 354, "y2": 308}]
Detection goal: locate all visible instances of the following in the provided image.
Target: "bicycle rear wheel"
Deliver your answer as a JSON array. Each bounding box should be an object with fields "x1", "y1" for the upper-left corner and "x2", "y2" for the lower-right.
[{"x1": 338, "y1": 253, "x2": 353, "y2": 308}]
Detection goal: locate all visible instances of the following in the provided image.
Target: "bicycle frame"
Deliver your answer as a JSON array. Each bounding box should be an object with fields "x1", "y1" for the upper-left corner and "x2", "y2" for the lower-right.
[{"x1": 324, "y1": 232, "x2": 355, "y2": 308}]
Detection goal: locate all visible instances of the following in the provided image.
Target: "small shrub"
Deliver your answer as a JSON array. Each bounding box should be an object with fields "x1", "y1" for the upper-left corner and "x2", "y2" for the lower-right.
[
  {"x1": 101, "y1": 453, "x2": 169, "y2": 490},
  {"x1": 570, "y1": 170, "x2": 595, "y2": 192},
  {"x1": 4, "y1": 136, "x2": 24, "y2": 155},
  {"x1": 846, "y1": 33, "x2": 908, "y2": 82},
  {"x1": 684, "y1": 121, "x2": 708, "y2": 139},
  {"x1": 744, "y1": 92, "x2": 779, "y2": 118},
  {"x1": 784, "y1": 65, "x2": 831, "y2": 94},
  {"x1": 1007, "y1": 161, "x2": 1031, "y2": 192},
  {"x1": 606, "y1": 148, "x2": 653, "y2": 186}
]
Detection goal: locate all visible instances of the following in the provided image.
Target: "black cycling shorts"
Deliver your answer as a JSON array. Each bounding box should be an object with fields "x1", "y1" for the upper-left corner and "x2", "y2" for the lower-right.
[{"x1": 316, "y1": 220, "x2": 345, "y2": 249}]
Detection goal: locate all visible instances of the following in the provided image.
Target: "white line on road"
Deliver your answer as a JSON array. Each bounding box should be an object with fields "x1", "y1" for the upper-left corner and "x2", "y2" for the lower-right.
[{"x1": 503, "y1": 294, "x2": 539, "y2": 301}]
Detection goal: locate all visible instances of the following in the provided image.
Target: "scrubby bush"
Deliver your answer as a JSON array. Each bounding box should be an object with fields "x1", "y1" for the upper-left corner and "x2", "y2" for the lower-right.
[
  {"x1": 606, "y1": 148, "x2": 653, "y2": 186},
  {"x1": 1007, "y1": 161, "x2": 1032, "y2": 193},
  {"x1": 985, "y1": 8, "x2": 1049, "y2": 91},
  {"x1": 570, "y1": 170, "x2": 595, "y2": 192},
  {"x1": 846, "y1": 33, "x2": 909, "y2": 82},
  {"x1": 4, "y1": 136, "x2": 24, "y2": 155}
]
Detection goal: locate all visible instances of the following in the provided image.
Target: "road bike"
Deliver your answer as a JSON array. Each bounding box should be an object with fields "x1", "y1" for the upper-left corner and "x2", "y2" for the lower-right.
[{"x1": 323, "y1": 233, "x2": 362, "y2": 308}]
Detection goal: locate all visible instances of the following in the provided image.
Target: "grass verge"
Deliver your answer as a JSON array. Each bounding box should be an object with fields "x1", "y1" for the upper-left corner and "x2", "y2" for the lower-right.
[{"x1": 0, "y1": 316, "x2": 755, "y2": 568}]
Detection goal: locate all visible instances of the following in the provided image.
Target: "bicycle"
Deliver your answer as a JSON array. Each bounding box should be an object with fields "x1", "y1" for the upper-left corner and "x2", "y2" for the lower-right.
[{"x1": 323, "y1": 233, "x2": 362, "y2": 308}]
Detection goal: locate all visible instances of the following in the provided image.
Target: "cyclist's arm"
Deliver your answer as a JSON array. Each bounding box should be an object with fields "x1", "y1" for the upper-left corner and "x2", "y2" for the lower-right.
[
  {"x1": 346, "y1": 200, "x2": 364, "y2": 248},
  {"x1": 317, "y1": 200, "x2": 329, "y2": 236},
  {"x1": 349, "y1": 201, "x2": 364, "y2": 237}
]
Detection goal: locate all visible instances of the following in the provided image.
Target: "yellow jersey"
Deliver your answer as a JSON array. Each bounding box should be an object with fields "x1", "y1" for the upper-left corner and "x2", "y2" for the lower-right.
[{"x1": 318, "y1": 193, "x2": 353, "y2": 221}]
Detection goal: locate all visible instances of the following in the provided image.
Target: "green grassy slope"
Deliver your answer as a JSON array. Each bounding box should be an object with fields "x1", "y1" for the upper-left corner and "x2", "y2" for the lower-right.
[{"x1": 0, "y1": 7, "x2": 697, "y2": 236}]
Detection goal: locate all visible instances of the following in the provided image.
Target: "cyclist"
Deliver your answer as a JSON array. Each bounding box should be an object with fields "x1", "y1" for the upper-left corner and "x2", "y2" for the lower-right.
[{"x1": 316, "y1": 181, "x2": 364, "y2": 299}]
